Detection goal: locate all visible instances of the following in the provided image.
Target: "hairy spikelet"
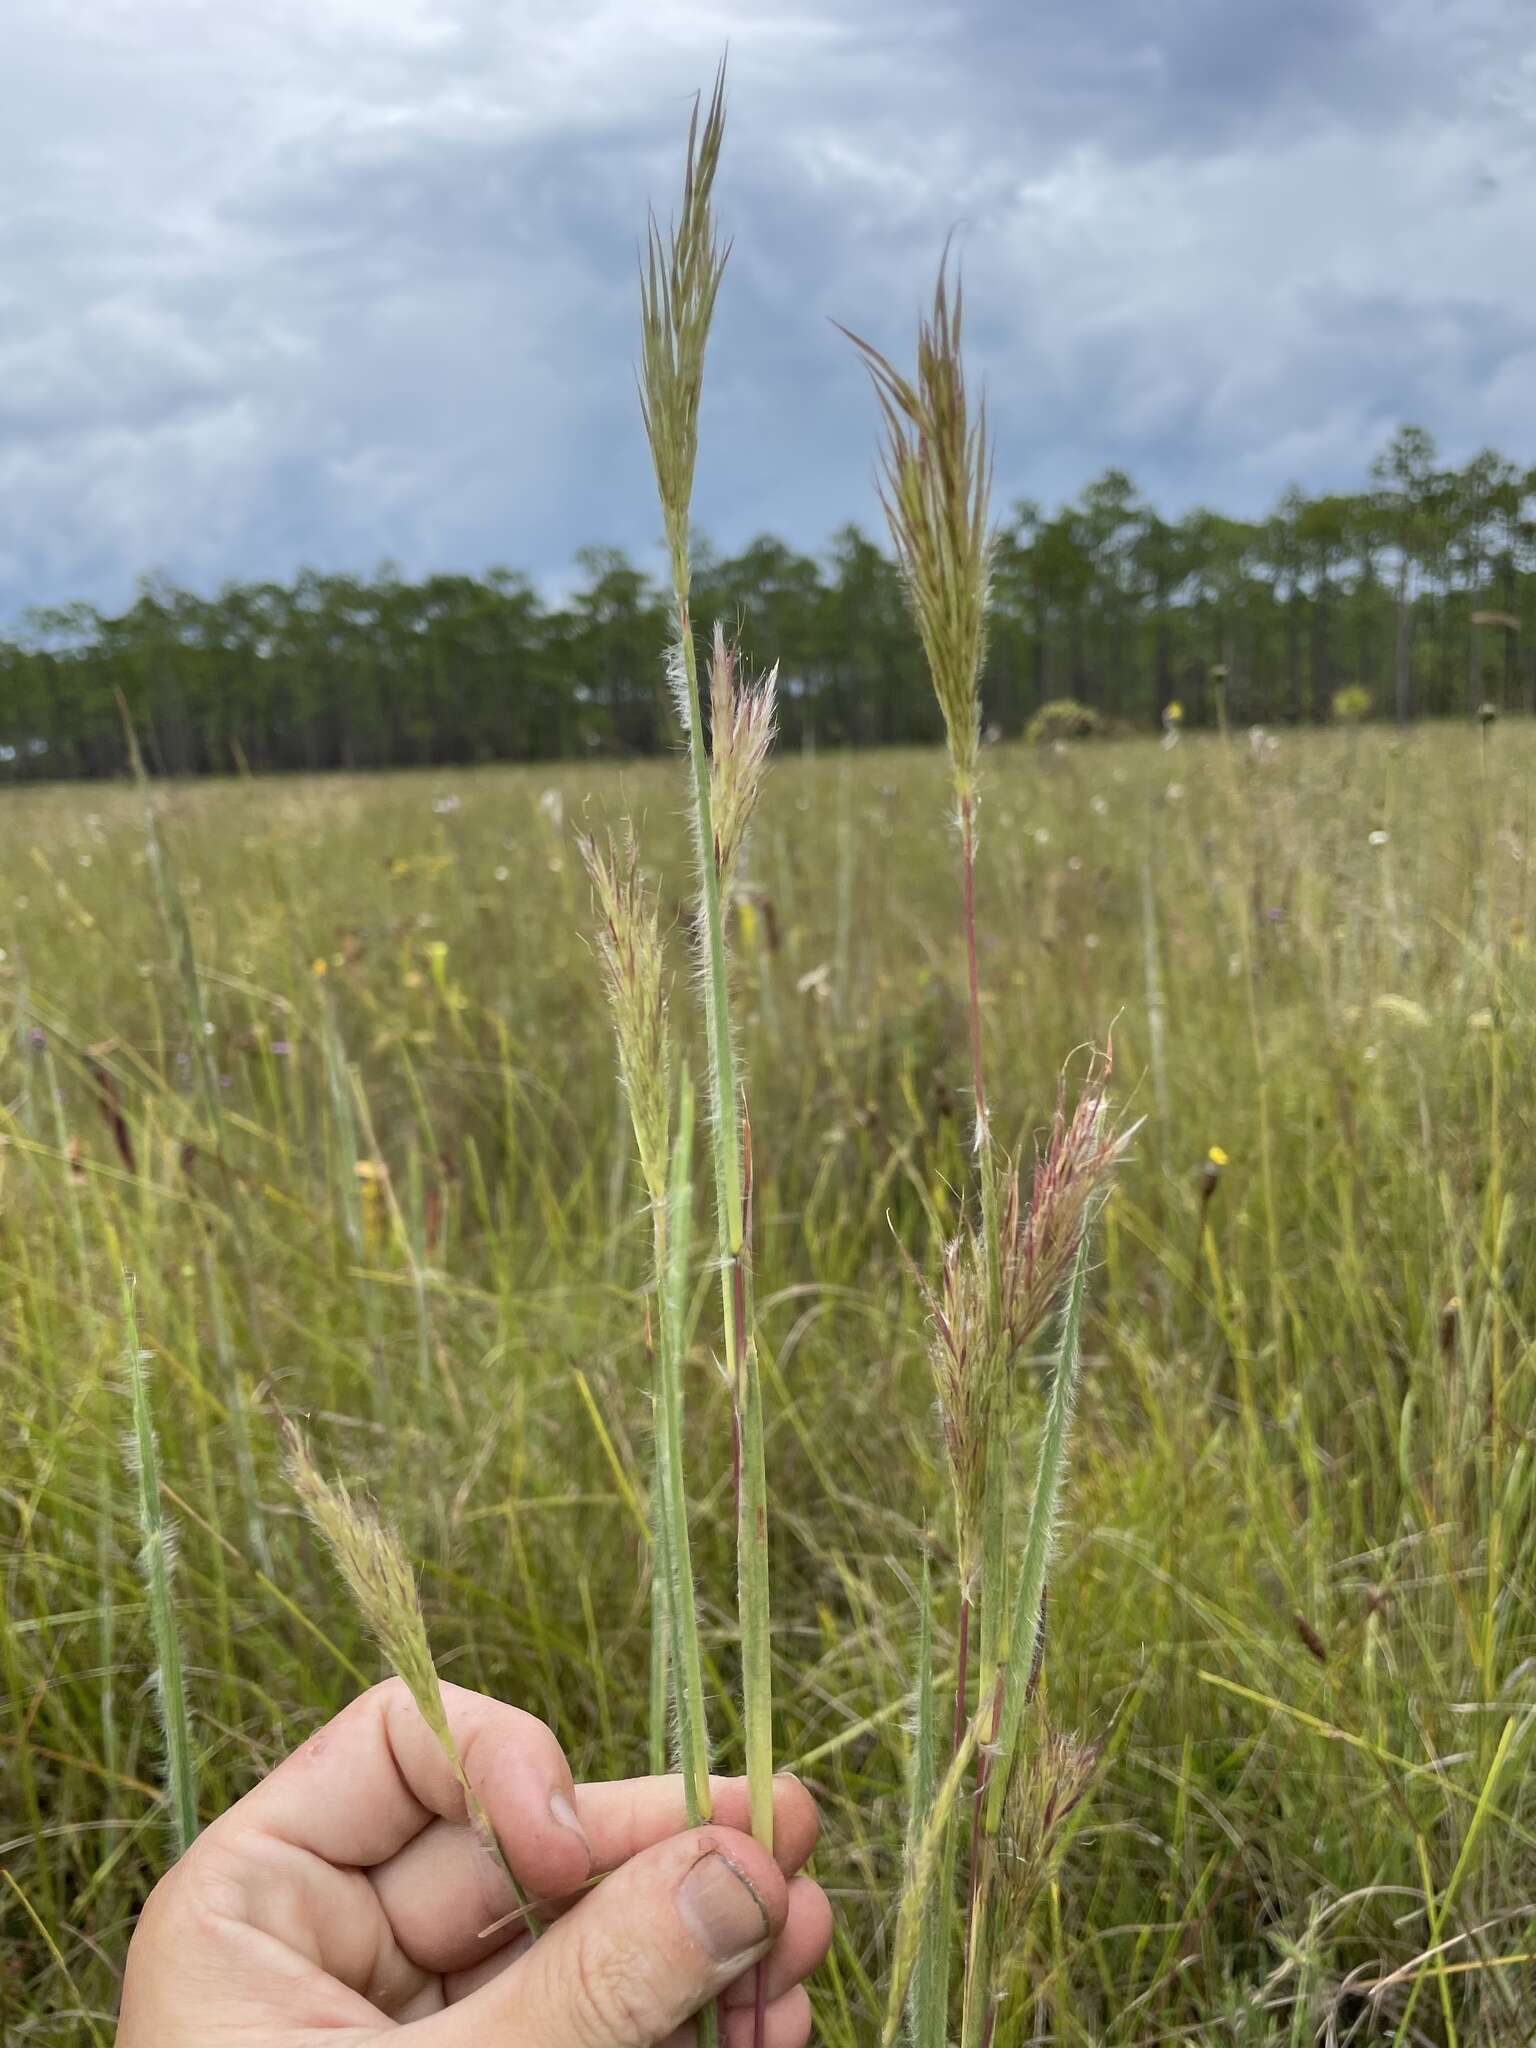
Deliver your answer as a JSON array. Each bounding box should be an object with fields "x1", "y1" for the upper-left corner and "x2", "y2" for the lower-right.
[
  {"x1": 285, "y1": 1423, "x2": 448, "y2": 1744},
  {"x1": 707, "y1": 624, "x2": 778, "y2": 898},
  {"x1": 1000, "y1": 1048, "x2": 1137, "y2": 1363},
  {"x1": 639, "y1": 63, "x2": 729, "y2": 579},
  {"x1": 917, "y1": 1052, "x2": 1129, "y2": 1593},
  {"x1": 666, "y1": 636, "x2": 694, "y2": 735},
  {"x1": 283, "y1": 1421, "x2": 535, "y2": 1922},
  {"x1": 997, "y1": 1712, "x2": 1101, "y2": 1938},
  {"x1": 842, "y1": 258, "x2": 992, "y2": 797},
  {"x1": 577, "y1": 825, "x2": 672, "y2": 1207},
  {"x1": 916, "y1": 1237, "x2": 998, "y2": 1599}
]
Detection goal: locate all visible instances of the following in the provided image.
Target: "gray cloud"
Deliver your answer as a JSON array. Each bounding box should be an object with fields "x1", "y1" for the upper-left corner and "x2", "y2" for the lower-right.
[{"x1": 1, "y1": 0, "x2": 1533, "y2": 620}]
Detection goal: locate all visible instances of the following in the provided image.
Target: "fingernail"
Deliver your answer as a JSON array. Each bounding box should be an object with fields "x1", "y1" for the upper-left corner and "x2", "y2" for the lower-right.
[
  {"x1": 678, "y1": 1850, "x2": 771, "y2": 1965},
  {"x1": 549, "y1": 1792, "x2": 592, "y2": 1865}
]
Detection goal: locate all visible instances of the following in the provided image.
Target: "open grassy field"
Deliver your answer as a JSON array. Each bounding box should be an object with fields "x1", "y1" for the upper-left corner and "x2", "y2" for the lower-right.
[{"x1": 4, "y1": 720, "x2": 1536, "y2": 2043}]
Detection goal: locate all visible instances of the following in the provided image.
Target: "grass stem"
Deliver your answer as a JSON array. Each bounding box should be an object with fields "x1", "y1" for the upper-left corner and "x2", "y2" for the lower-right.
[{"x1": 122, "y1": 1272, "x2": 199, "y2": 1859}]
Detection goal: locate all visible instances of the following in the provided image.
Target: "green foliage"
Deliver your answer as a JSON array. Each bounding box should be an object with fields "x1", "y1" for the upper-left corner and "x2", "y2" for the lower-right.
[
  {"x1": 5, "y1": 724, "x2": 1536, "y2": 2041},
  {"x1": 1025, "y1": 697, "x2": 1105, "y2": 744}
]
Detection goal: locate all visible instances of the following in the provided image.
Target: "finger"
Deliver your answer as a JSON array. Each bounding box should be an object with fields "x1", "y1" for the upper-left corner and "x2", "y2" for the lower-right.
[
  {"x1": 439, "y1": 1871, "x2": 831, "y2": 2011},
  {"x1": 376, "y1": 1772, "x2": 817, "y2": 1975},
  {"x1": 211, "y1": 1679, "x2": 592, "y2": 1897},
  {"x1": 443, "y1": 1930, "x2": 534, "y2": 2005},
  {"x1": 658, "y1": 1987, "x2": 814, "y2": 2048},
  {"x1": 575, "y1": 1772, "x2": 818, "y2": 1878},
  {"x1": 721, "y1": 1880, "x2": 832, "y2": 2009},
  {"x1": 411, "y1": 1824, "x2": 787, "y2": 2048},
  {"x1": 724, "y1": 1986, "x2": 813, "y2": 2048}
]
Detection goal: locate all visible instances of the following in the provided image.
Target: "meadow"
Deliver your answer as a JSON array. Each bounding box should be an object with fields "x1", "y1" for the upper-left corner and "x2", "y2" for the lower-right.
[{"x1": 4, "y1": 716, "x2": 1535, "y2": 2043}]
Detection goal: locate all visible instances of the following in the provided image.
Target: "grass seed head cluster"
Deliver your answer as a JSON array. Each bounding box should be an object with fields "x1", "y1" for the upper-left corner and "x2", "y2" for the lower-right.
[
  {"x1": 576, "y1": 825, "x2": 672, "y2": 1209},
  {"x1": 843, "y1": 263, "x2": 993, "y2": 807},
  {"x1": 5, "y1": 55, "x2": 1536, "y2": 2048}
]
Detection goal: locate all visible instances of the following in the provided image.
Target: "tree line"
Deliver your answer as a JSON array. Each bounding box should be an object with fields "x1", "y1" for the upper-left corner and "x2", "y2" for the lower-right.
[{"x1": 3, "y1": 425, "x2": 1532, "y2": 781}]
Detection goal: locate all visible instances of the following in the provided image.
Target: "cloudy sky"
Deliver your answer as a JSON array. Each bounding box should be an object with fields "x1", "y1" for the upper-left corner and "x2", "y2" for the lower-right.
[{"x1": 4, "y1": 0, "x2": 1533, "y2": 620}]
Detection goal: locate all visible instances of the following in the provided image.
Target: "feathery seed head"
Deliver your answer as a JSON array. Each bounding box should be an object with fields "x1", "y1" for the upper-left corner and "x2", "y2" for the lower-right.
[
  {"x1": 284, "y1": 1422, "x2": 452, "y2": 1755},
  {"x1": 917, "y1": 1233, "x2": 1000, "y2": 1597},
  {"x1": 912, "y1": 1048, "x2": 1128, "y2": 1588},
  {"x1": 1000, "y1": 1048, "x2": 1135, "y2": 1363},
  {"x1": 284, "y1": 1422, "x2": 524, "y2": 1888},
  {"x1": 843, "y1": 257, "x2": 992, "y2": 798},
  {"x1": 998, "y1": 1713, "x2": 1100, "y2": 1935},
  {"x1": 707, "y1": 623, "x2": 778, "y2": 899},
  {"x1": 577, "y1": 825, "x2": 672, "y2": 1209},
  {"x1": 639, "y1": 64, "x2": 729, "y2": 584}
]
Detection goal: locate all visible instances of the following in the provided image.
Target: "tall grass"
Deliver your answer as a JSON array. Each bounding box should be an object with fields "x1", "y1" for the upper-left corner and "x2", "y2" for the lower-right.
[
  {"x1": 6, "y1": 717, "x2": 1536, "y2": 2043},
  {"x1": 637, "y1": 70, "x2": 779, "y2": 1896},
  {"x1": 585, "y1": 81, "x2": 1120, "y2": 2046},
  {"x1": 845, "y1": 257, "x2": 1131, "y2": 2048},
  {"x1": 3, "y1": 77, "x2": 1536, "y2": 2048}
]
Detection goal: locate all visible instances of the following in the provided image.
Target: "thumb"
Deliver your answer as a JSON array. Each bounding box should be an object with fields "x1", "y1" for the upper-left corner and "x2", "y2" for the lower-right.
[{"x1": 422, "y1": 1825, "x2": 785, "y2": 2048}]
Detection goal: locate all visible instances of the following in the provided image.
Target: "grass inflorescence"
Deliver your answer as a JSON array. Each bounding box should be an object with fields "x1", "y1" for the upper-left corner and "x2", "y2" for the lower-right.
[
  {"x1": 3, "y1": 63, "x2": 1536, "y2": 2048},
  {"x1": 845, "y1": 249, "x2": 1132, "y2": 2048}
]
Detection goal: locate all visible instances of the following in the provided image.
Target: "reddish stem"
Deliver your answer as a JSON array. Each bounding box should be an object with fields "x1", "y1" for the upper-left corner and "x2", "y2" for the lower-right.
[
  {"x1": 959, "y1": 796, "x2": 988, "y2": 1151},
  {"x1": 87, "y1": 1059, "x2": 136, "y2": 1174},
  {"x1": 730, "y1": 1255, "x2": 748, "y2": 1396},
  {"x1": 730, "y1": 1401, "x2": 742, "y2": 1519},
  {"x1": 729, "y1": 1245, "x2": 747, "y2": 1520},
  {"x1": 953, "y1": 1592, "x2": 972, "y2": 1757},
  {"x1": 742, "y1": 1097, "x2": 754, "y2": 1259},
  {"x1": 753, "y1": 1961, "x2": 768, "y2": 2048}
]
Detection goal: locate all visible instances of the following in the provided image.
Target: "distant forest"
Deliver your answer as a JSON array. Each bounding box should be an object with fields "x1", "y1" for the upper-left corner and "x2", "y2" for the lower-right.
[{"x1": 3, "y1": 425, "x2": 1533, "y2": 780}]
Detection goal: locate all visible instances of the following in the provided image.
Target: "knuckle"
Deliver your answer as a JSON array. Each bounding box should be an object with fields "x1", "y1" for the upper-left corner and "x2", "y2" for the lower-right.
[
  {"x1": 131, "y1": 1861, "x2": 185, "y2": 1944},
  {"x1": 509, "y1": 1704, "x2": 565, "y2": 1767},
  {"x1": 452, "y1": 1689, "x2": 569, "y2": 1783},
  {"x1": 134, "y1": 1847, "x2": 243, "y2": 1955}
]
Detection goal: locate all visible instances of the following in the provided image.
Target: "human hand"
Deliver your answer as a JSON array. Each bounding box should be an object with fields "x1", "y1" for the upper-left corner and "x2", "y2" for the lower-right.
[{"x1": 119, "y1": 1678, "x2": 830, "y2": 2046}]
